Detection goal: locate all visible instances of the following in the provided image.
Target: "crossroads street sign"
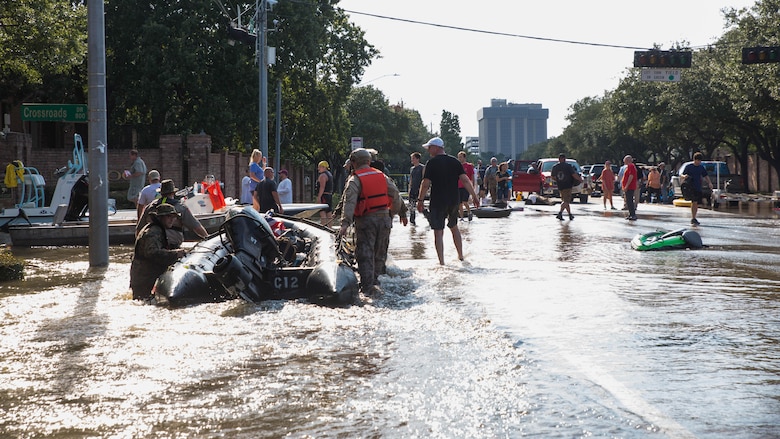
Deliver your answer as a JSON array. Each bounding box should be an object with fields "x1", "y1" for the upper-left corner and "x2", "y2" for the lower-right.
[
  {"x1": 640, "y1": 68, "x2": 681, "y2": 82},
  {"x1": 21, "y1": 104, "x2": 88, "y2": 123}
]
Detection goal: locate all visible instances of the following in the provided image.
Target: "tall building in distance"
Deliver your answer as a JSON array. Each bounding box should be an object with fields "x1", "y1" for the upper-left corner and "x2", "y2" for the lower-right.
[
  {"x1": 477, "y1": 99, "x2": 548, "y2": 159},
  {"x1": 464, "y1": 137, "x2": 479, "y2": 155}
]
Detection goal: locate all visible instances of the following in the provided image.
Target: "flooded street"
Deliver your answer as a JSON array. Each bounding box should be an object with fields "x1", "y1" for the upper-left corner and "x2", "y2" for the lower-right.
[{"x1": 1, "y1": 197, "x2": 779, "y2": 438}]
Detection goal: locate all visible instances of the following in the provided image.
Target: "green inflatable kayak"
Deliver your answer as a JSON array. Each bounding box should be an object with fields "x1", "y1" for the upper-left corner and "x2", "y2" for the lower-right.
[{"x1": 631, "y1": 228, "x2": 703, "y2": 251}]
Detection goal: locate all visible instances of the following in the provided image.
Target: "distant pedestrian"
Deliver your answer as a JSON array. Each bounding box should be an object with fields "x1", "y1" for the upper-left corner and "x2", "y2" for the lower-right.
[
  {"x1": 255, "y1": 167, "x2": 284, "y2": 214},
  {"x1": 646, "y1": 166, "x2": 662, "y2": 203},
  {"x1": 130, "y1": 203, "x2": 187, "y2": 300},
  {"x1": 408, "y1": 152, "x2": 425, "y2": 226},
  {"x1": 552, "y1": 153, "x2": 582, "y2": 220},
  {"x1": 416, "y1": 137, "x2": 479, "y2": 265},
  {"x1": 597, "y1": 160, "x2": 616, "y2": 210},
  {"x1": 277, "y1": 169, "x2": 293, "y2": 204},
  {"x1": 249, "y1": 149, "x2": 266, "y2": 211},
  {"x1": 496, "y1": 161, "x2": 511, "y2": 204},
  {"x1": 658, "y1": 162, "x2": 670, "y2": 203},
  {"x1": 137, "y1": 169, "x2": 161, "y2": 218},
  {"x1": 124, "y1": 149, "x2": 147, "y2": 211},
  {"x1": 484, "y1": 157, "x2": 499, "y2": 204},
  {"x1": 240, "y1": 167, "x2": 253, "y2": 205},
  {"x1": 457, "y1": 151, "x2": 475, "y2": 220},
  {"x1": 316, "y1": 160, "x2": 334, "y2": 222},
  {"x1": 621, "y1": 155, "x2": 638, "y2": 221},
  {"x1": 682, "y1": 152, "x2": 712, "y2": 226},
  {"x1": 337, "y1": 148, "x2": 407, "y2": 297}
]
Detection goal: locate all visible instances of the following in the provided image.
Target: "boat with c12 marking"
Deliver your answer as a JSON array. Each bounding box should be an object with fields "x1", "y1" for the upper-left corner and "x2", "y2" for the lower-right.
[{"x1": 152, "y1": 206, "x2": 358, "y2": 307}]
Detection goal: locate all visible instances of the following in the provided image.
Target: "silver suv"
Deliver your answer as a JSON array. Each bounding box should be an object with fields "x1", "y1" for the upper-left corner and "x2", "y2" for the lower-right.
[{"x1": 537, "y1": 158, "x2": 590, "y2": 203}]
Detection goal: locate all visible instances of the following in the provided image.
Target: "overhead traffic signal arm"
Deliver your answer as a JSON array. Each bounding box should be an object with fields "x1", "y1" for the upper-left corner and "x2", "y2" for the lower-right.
[
  {"x1": 633, "y1": 50, "x2": 692, "y2": 68},
  {"x1": 227, "y1": 26, "x2": 257, "y2": 46},
  {"x1": 742, "y1": 47, "x2": 780, "y2": 64}
]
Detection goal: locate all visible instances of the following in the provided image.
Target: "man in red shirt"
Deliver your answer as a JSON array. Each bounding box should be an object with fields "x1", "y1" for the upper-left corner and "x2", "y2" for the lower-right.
[
  {"x1": 621, "y1": 155, "x2": 638, "y2": 221},
  {"x1": 457, "y1": 151, "x2": 475, "y2": 221}
]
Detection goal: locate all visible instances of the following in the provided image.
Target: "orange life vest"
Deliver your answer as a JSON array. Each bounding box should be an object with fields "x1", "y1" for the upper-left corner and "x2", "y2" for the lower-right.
[{"x1": 353, "y1": 167, "x2": 390, "y2": 217}]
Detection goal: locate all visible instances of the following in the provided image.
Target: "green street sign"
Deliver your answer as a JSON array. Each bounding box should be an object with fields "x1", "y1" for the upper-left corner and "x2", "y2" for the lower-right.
[{"x1": 21, "y1": 103, "x2": 88, "y2": 123}]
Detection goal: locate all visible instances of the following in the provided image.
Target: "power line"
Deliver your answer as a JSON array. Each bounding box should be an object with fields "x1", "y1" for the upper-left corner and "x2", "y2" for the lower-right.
[{"x1": 342, "y1": 9, "x2": 651, "y2": 51}]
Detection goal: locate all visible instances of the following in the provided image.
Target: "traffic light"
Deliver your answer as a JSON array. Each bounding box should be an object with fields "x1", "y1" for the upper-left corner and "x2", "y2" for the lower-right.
[
  {"x1": 741, "y1": 47, "x2": 780, "y2": 64},
  {"x1": 633, "y1": 50, "x2": 692, "y2": 68}
]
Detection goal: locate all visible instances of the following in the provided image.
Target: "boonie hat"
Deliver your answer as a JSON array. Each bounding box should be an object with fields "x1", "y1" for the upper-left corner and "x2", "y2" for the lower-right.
[
  {"x1": 156, "y1": 179, "x2": 178, "y2": 194},
  {"x1": 318, "y1": 160, "x2": 329, "y2": 169},
  {"x1": 422, "y1": 137, "x2": 444, "y2": 149},
  {"x1": 152, "y1": 203, "x2": 178, "y2": 217},
  {"x1": 148, "y1": 170, "x2": 160, "y2": 181}
]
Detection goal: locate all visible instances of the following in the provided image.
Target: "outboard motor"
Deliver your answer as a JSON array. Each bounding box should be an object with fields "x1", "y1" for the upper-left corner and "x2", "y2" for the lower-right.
[
  {"x1": 212, "y1": 207, "x2": 280, "y2": 301},
  {"x1": 64, "y1": 174, "x2": 89, "y2": 221}
]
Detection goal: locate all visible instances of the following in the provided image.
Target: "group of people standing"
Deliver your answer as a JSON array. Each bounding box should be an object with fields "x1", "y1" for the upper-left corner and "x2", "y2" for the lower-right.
[
  {"x1": 591, "y1": 153, "x2": 711, "y2": 225},
  {"x1": 242, "y1": 149, "x2": 291, "y2": 215}
]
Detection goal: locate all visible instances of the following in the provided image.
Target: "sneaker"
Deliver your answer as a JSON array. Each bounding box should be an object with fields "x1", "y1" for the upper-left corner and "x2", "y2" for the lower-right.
[
  {"x1": 468, "y1": 211, "x2": 473, "y2": 221},
  {"x1": 569, "y1": 214, "x2": 574, "y2": 220},
  {"x1": 691, "y1": 218, "x2": 700, "y2": 225},
  {"x1": 628, "y1": 216, "x2": 637, "y2": 221},
  {"x1": 555, "y1": 213, "x2": 563, "y2": 221}
]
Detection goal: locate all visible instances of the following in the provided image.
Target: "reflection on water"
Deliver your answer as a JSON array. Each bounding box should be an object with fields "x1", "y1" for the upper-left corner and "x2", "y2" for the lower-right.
[{"x1": 1, "y1": 199, "x2": 779, "y2": 437}]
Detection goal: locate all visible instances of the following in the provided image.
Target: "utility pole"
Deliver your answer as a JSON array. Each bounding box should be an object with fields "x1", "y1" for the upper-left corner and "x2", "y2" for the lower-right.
[
  {"x1": 257, "y1": 0, "x2": 270, "y2": 159},
  {"x1": 87, "y1": 0, "x2": 109, "y2": 266}
]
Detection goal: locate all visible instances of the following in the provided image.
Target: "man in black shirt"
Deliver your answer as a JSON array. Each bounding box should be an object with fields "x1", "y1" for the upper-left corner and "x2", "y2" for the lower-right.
[{"x1": 552, "y1": 153, "x2": 582, "y2": 221}]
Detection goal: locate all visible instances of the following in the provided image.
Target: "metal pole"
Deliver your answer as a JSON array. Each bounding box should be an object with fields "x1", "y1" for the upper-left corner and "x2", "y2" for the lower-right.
[
  {"x1": 258, "y1": 0, "x2": 269, "y2": 159},
  {"x1": 275, "y1": 79, "x2": 281, "y2": 180},
  {"x1": 87, "y1": 0, "x2": 109, "y2": 266}
]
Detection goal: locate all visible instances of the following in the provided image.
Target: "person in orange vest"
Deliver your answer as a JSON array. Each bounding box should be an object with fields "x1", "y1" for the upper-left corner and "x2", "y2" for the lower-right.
[{"x1": 337, "y1": 148, "x2": 407, "y2": 298}]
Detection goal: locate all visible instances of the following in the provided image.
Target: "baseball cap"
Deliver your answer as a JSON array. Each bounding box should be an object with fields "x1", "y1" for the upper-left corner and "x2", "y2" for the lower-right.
[
  {"x1": 422, "y1": 137, "x2": 444, "y2": 149},
  {"x1": 279, "y1": 169, "x2": 288, "y2": 175}
]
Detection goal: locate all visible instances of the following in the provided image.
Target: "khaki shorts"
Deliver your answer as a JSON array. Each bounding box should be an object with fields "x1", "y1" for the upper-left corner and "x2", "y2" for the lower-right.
[{"x1": 559, "y1": 187, "x2": 572, "y2": 201}]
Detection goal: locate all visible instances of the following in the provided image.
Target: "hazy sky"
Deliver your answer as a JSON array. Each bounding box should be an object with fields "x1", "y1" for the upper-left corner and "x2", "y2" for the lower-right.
[{"x1": 338, "y1": 0, "x2": 757, "y2": 142}]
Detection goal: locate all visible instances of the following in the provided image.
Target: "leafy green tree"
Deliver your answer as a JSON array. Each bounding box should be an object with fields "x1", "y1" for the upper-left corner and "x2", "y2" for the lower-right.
[
  {"x1": 439, "y1": 110, "x2": 462, "y2": 155},
  {"x1": 0, "y1": 0, "x2": 87, "y2": 104}
]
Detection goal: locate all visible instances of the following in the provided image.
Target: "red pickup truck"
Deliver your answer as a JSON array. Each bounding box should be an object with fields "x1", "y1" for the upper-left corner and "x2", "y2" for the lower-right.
[{"x1": 511, "y1": 160, "x2": 544, "y2": 193}]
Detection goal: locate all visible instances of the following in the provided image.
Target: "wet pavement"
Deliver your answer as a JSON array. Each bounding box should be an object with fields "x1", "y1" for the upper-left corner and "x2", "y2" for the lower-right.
[{"x1": 0, "y1": 196, "x2": 778, "y2": 438}]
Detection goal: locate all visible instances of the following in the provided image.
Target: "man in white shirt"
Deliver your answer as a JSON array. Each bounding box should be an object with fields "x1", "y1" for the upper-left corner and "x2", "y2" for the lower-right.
[
  {"x1": 137, "y1": 170, "x2": 161, "y2": 218},
  {"x1": 277, "y1": 169, "x2": 293, "y2": 204}
]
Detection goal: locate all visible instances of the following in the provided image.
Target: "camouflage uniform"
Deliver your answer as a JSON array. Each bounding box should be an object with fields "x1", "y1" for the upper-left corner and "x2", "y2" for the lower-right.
[
  {"x1": 341, "y1": 168, "x2": 406, "y2": 293},
  {"x1": 136, "y1": 196, "x2": 200, "y2": 248},
  {"x1": 130, "y1": 221, "x2": 181, "y2": 300}
]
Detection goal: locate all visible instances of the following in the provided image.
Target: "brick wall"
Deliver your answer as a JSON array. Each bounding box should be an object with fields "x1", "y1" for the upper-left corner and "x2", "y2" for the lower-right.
[{"x1": 2, "y1": 132, "x2": 317, "y2": 208}]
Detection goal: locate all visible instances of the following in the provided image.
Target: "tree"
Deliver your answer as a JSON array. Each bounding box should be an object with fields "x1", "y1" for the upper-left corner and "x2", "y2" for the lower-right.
[
  {"x1": 0, "y1": 0, "x2": 87, "y2": 104},
  {"x1": 439, "y1": 110, "x2": 462, "y2": 155}
]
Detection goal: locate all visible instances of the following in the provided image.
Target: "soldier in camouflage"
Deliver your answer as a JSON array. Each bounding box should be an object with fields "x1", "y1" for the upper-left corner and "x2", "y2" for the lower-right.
[
  {"x1": 337, "y1": 148, "x2": 407, "y2": 297},
  {"x1": 130, "y1": 203, "x2": 187, "y2": 300}
]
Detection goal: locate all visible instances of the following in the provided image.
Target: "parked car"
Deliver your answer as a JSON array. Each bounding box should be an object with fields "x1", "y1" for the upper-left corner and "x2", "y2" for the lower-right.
[
  {"x1": 537, "y1": 158, "x2": 590, "y2": 203},
  {"x1": 511, "y1": 160, "x2": 544, "y2": 194}
]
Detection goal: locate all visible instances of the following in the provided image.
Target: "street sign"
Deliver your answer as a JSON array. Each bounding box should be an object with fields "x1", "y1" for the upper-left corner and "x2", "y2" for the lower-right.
[
  {"x1": 21, "y1": 104, "x2": 88, "y2": 123},
  {"x1": 640, "y1": 68, "x2": 681, "y2": 82},
  {"x1": 351, "y1": 136, "x2": 363, "y2": 150}
]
